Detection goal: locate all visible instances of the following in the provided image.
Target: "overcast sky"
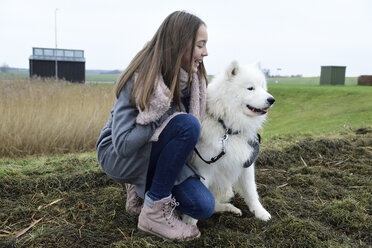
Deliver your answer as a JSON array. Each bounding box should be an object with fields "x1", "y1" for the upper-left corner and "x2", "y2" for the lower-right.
[{"x1": 1, "y1": 0, "x2": 371, "y2": 76}]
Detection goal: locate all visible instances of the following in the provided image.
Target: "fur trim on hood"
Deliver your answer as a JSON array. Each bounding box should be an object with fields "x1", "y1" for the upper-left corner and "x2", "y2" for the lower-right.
[{"x1": 135, "y1": 74, "x2": 171, "y2": 125}]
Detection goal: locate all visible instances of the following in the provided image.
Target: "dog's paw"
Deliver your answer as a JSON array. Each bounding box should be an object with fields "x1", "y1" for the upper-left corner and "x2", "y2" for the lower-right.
[
  {"x1": 249, "y1": 202, "x2": 271, "y2": 221},
  {"x1": 228, "y1": 205, "x2": 243, "y2": 216},
  {"x1": 253, "y1": 208, "x2": 271, "y2": 221},
  {"x1": 215, "y1": 203, "x2": 242, "y2": 216}
]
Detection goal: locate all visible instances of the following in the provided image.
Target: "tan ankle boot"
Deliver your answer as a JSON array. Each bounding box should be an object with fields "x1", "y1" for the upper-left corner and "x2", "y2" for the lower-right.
[
  {"x1": 125, "y1": 184, "x2": 143, "y2": 215},
  {"x1": 138, "y1": 197, "x2": 200, "y2": 241}
]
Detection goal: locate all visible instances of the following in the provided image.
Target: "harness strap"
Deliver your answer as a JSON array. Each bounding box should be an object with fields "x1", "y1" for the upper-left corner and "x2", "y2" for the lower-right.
[
  {"x1": 193, "y1": 119, "x2": 262, "y2": 166},
  {"x1": 193, "y1": 147, "x2": 225, "y2": 164},
  {"x1": 218, "y1": 119, "x2": 240, "y2": 135},
  {"x1": 243, "y1": 133, "x2": 261, "y2": 168},
  {"x1": 194, "y1": 118, "x2": 238, "y2": 165}
]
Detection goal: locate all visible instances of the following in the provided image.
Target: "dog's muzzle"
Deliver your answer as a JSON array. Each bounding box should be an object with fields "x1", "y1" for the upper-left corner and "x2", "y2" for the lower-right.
[{"x1": 247, "y1": 97, "x2": 275, "y2": 115}]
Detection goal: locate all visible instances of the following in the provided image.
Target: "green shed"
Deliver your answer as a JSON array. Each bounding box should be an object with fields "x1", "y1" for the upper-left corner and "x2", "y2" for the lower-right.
[{"x1": 319, "y1": 66, "x2": 346, "y2": 85}]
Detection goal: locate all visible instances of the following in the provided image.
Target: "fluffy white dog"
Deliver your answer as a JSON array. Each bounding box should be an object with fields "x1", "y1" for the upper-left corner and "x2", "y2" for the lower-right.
[{"x1": 185, "y1": 60, "x2": 275, "y2": 225}]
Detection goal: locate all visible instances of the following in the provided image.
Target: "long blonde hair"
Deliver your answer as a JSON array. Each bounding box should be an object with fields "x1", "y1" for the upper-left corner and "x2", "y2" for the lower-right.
[{"x1": 115, "y1": 11, "x2": 208, "y2": 111}]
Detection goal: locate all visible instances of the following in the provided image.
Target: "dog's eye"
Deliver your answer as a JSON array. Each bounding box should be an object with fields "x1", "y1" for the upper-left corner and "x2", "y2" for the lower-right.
[{"x1": 247, "y1": 87, "x2": 254, "y2": 91}]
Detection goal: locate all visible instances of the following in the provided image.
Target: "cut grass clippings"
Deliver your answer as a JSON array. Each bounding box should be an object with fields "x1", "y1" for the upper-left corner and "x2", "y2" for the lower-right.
[{"x1": 1, "y1": 129, "x2": 371, "y2": 247}]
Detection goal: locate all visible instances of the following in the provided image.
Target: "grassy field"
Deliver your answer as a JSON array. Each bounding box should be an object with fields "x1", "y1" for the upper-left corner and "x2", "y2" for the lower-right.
[
  {"x1": 0, "y1": 71, "x2": 119, "y2": 83},
  {"x1": 263, "y1": 84, "x2": 372, "y2": 140},
  {"x1": 0, "y1": 78, "x2": 114, "y2": 157},
  {"x1": 266, "y1": 77, "x2": 358, "y2": 85},
  {"x1": 0, "y1": 71, "x2": 29, "y2": 79},
  {"x1": 0, "y1": 78, "x2": 371, "y2": 247},
  {"x1": 85, "y1": 73, "x2": 120, "y2": 82},
  {"x1": 0, "y1": 70, "x2": 359, "y2": 85}
]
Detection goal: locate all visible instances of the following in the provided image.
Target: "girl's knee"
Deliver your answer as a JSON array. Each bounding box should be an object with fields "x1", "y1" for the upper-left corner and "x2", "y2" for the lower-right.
[
  {"x1": 195, "y1": 190, "x2": 215, "y2": 220},
  {"x1": 176, "y1": 114, "x2": 200, "y2": 141}
]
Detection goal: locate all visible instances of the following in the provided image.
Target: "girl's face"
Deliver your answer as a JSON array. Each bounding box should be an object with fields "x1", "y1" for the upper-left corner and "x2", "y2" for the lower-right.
[{"x1": 181, "y1": 24, "x2": 208, "y2": 73}]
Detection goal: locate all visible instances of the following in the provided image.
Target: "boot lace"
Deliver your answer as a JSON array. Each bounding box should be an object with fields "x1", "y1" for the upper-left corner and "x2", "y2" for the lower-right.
[{"x1": 163, "y1": 198, "x2": 180, "y2": 225}]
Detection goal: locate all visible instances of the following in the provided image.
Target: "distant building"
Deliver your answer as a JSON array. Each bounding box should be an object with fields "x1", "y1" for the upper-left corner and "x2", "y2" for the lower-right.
[
  {"x1": 319, "y1": 66, "x2": 346, "y2": 85},
  {"x1": 29, "y1": 47, "x2": 85, "y2": 83}
]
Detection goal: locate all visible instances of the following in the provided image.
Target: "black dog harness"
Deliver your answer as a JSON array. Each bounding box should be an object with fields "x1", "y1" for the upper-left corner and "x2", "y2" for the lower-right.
[
  {"x1": 194, "y1": 118, "x2": 260, "y2": 167},
  {"x1": 243, "y1": 133, "x2": 261, "y2": 168}
]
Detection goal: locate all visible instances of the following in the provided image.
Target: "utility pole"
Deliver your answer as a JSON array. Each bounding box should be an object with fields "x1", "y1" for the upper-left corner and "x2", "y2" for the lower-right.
[
  {"x1": 275, "y1": 68, "x2": 282, "y2": 84},
  {"x1": 55, "y1": 8, "x2": 59, "y2": 80}
]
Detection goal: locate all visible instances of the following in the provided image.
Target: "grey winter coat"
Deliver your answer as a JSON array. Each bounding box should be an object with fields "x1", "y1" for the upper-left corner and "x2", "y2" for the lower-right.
[{"x1": 96, "y1": 71, "x2": 206, "y2": 198}]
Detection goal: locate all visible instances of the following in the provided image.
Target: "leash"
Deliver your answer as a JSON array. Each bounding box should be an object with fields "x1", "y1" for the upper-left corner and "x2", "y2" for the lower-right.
[{"x1": 194, "y1": 118, "x2": 240, "y2": 164}]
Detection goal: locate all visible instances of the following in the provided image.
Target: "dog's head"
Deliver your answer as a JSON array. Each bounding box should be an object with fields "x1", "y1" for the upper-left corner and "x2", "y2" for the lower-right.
[{"x1": 207, "y1": 60, "x2": 275, "y2": 129}]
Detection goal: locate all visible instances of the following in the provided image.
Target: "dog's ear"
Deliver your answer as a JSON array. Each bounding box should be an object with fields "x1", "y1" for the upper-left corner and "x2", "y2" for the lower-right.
[
  {"x1": 254, "y1": 61, "x2": 262, "y2": 70},
  {"x1": 226, "y1": 60, "x2": 239, "y2": 80}
]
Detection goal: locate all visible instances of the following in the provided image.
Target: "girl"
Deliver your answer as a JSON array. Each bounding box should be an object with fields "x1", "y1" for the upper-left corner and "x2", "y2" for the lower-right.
[{"x1": 96, "y1": 11, "x2": 214, "y2": 241}]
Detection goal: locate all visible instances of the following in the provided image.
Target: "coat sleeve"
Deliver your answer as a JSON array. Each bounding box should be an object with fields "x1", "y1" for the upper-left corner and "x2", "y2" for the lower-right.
[{"x1": 111, "y1": 78, "x2": 157, "y2": 158}]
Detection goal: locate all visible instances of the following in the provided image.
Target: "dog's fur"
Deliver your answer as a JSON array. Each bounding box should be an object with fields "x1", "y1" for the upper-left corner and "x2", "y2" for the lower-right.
[{"x1": 184, "y1": 60, "x2": 274, "y2": 225}]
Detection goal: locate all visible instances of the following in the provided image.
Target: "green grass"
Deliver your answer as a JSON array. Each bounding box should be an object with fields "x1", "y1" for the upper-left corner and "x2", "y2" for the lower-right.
[
  {"x1": 0, "y1": 153, "x2": 99, "y2": 180},
  {"x1": 267, "y1": 77, "x2": 358, "y2": 85},
  {"x1": 262, "y1": 84, "x2": 372, "y2": 139},
  {"x1": 85, "y1": 73, "x2": 120, "y2": 82},
  {"x1": 0, "y1": 70, "x2": 29, "y2": 79}
]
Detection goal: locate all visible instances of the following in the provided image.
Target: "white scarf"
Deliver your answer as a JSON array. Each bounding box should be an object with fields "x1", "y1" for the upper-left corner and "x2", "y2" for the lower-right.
[{"x1": 136, "y1": 69, "x2": 206, "y2": 142}]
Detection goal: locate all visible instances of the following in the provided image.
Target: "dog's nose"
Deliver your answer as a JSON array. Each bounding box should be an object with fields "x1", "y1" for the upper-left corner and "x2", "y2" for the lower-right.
[{"x1": 267, "y1": 97, "x2": 275, "y2": 105}]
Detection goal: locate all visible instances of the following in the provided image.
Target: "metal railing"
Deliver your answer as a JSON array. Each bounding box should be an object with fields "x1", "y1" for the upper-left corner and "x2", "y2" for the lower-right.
[{"x1": 32, "y1": 47, "x2": 84, "y2": 58}]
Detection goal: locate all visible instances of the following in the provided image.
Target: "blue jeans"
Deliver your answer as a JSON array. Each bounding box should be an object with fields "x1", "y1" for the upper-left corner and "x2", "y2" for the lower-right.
[{"x1": 146, "y1": 114, "x2": 214, "y2": 220}]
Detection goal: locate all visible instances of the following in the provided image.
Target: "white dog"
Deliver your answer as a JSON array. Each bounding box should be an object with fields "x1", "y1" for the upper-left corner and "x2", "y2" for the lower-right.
[{"x1": 185, "y1": 60, "x2": 274, "y2": 225}]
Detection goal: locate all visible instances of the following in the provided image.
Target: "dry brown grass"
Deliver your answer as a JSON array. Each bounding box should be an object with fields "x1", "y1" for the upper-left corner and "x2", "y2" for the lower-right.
[{"x1": 0, "y1": 78, "x2": 115, "y2": 157}]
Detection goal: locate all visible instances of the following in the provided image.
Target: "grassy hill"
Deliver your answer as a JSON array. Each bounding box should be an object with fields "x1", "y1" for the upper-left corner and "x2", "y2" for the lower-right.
[
  {"x1": 266, "y1": 77, "x2": 358, "y2": 85},
  {"x1": 263, "y1": 84, "x2": 372, "y2": 140}
]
